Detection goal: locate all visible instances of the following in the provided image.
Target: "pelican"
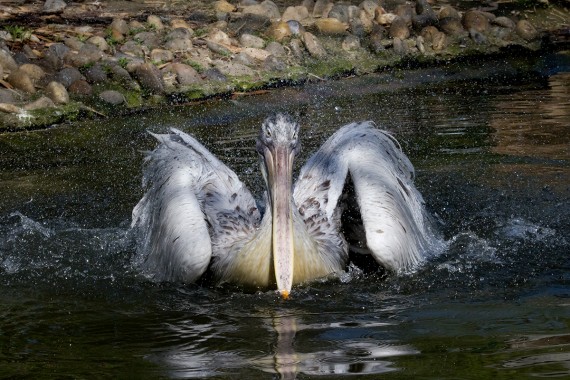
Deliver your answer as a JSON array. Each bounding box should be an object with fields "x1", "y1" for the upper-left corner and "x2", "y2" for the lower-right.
[{"x1": 132, "y1": 114, "x2": 437, "y2": 298}]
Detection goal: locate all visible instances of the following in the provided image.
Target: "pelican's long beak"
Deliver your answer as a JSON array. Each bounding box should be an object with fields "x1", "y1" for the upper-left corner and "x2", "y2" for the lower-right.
[{"x1": 265, "y1": 144, "x2": 295, "y2": 299}]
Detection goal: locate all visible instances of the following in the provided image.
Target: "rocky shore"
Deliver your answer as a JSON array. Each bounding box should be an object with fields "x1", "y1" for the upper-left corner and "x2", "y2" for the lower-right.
[{"x1": 0, "y1": 0, "x2": 568, "y2": 131}]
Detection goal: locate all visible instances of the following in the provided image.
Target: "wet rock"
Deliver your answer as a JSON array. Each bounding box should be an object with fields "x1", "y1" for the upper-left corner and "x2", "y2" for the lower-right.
[
  {"x1": 45, "y1": 81, "x2": 69, "y2": 104},
  {"x1": 108, "y1": 64, "x2": 137, "y2": 89},
  {"x1": 265, "y1": 41, "x2": 286, "y2": 57},
  {"x1": 151, "y1": 49, "x2": 174, "y2": 63},
  {"x1": 289, "y1": 38, "x2": 305, "y2": 59},
  {"x1": 84, "y1": 63, "x2": 108, "y2": 83},
  {"x1": 14, "y1": 52, "x2": 31, "y2": 65},
  {"x1": 240, "y1": 34, "x2": 265, "y2": 49},
  {"x1": 342, "y1": 35, "x2": 360, "y2": 51},
  {"x1": 0, "y1": 48, "x2": 19, "y2": 73},
  {"x1": 463, "y1": 11, "x2": 490, "y2": 33},
  {"x1": 282, "y1": 6, "x2": 310, "y2": 22},
  {"x1": 420, "y1": 26, "x2": 439, "y2": 42},
  {"x1": 7, "y1": 69, "x2": 36, "y2": 93},
  {"x1": 87, "y1": 36, "x2": 109, "y2": 52},
  {"x1": 263, "y1": 55, "x2": 287, "y2": 71},
  {"x1": 315, "y1": 18, "x2": 348, "y2": 35},
  {"x1": 19, "y1": 64, "x2": 46, "y2": 85},
  {"x1": 438, "y1": 5, "x2": 461, "y2": 21},
  {"x1": 99, "y1": 90, "x2": 125, "y2": 105},
  {"x1": 369, "y1": 28, "x2": 387, "y2": 54},
  {"x1": 147, "y1": 15, "x2": 164, "y2": 31},
  {"x1": 267, "y1": 22, "x2": 292, "y2": 42},
  {"x1": 43, "y1": 0, "x2": 66, "y2": 14},
  {"x1": 302, "y1": 32, "x2": 327, "y2": 58},
  {"x1": 349, "y1": 18, "x2": 366, "y2": 38},
  {"x1": 55, "y1": 67, "x2": 85, "y2": 88},
  {"x1": 68, "y1": 80, "x2": 92, "y2": 96},
  {"x1": 134, "y1": 63, "x2": 165, "y2": 94},
  {"x1": 493, "y1": 17, "x2": 516, "y2": 30},
  {"x1": 23, "y1": 96, "x2": 55, "y2": 111},
  {"x1": 164, "y1": 63, "x2": 203, "y2": 85},
  {"x1": 120, "y1": 41, "x2": 144, "y2": 57},
  {"x1": 243, "y1": 1, "x2": 281, "y2": 21},
  {"x1": 389, "y1": 16, "x2": 410, "y2": 39},
  {"x1": 516, "y1": 20, "x2": 539, "y2": 41}
]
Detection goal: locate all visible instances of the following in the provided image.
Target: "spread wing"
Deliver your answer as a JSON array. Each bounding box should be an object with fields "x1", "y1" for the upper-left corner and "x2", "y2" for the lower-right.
[
  {"x1": 293, "y1": 121, "x2": 437, "y2": 272},
  {"x1": 131, "y1": 128, "x2": 260, "y2": 282}
]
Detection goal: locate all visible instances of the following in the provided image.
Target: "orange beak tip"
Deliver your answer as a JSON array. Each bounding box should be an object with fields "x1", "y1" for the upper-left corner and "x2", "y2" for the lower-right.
[{"x1": 281, "y1": 290, "x2": 290, "y2": 300}]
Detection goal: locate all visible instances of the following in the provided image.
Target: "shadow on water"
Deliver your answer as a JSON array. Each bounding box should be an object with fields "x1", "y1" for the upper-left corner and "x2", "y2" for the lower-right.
[{"x1": 0, "y1": 52, "x2": 569, "y2": 378}]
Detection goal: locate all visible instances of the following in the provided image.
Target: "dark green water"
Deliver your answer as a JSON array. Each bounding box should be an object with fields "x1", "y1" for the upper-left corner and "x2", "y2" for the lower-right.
[{"x1": 1, "y1": 52, "x2": 569, "y2": 379}]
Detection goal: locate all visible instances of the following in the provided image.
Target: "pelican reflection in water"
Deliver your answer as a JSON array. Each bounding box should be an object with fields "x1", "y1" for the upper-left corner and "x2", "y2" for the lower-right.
[{"x1": 132, "y1": 114, "x2": 438, "y2": 297}]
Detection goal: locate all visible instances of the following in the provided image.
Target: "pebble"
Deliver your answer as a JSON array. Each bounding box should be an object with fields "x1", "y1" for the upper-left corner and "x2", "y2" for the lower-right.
[
  {"x1": 43, "y1": 0, "x2": 67, "y2": 13},
  {"x1": 111, "y1": 18, "x2": 129, "y2": 36},
  {"x1": 243, "y1": 47, "x2": 271, "y2": 61},
  {"x1": 151, "y1": 49, "x2": 174, "y2": 63},
  {"x1": 163, "y1": 63, "x2": 203, "y2": 85},
  {"x1": 45, "y1": 81, "x2": 69, "y2": 104},
  {"x1": 84, "y1": 64, "x2": 108, "y2": 83},
  {"x1": 439, "y1": 6, "x2": 461, "y2": 21},
  {"x1": 263, "y1": 55, "x2": 287, "y2": 71},
  {"x1": 440, "y1": 18, "x2": 465, "y2": 36},
  {"x1": 265, "y1": 42, "x2": 286, "y2": 57},
  {"x1": 389, "y1": 16, "x2": 410, "y2": 39},
  {"x1": 342, "y1": 35, "x2": 361, "y2": 51},
  {"x1": 267, "y1": 22, "x2": 292, "y2": 41},
  {"x1": 243, "y1": 1, "x2": 281, "y2": 21},
  {"x1": 432, "y1": 31, "x2": 447, "y2": 51},
  {"x1": 0, "y1": 103, "x2": 21, "y2": 113},
  {"x1": 0, "y1": 88, "x2": 19, "y2": 104},
  {"x1": 87, "y1": 36, "x2": 109, "y2": 52},
  {"x1": 282, "y1": 6, "x2": 310, "y2": 22},
  {"x1": 147, "y1": 15, "x2": 164, "y2": 31},
  {"x1": 120, "y1": 41, "x2": 144, "y2": 57},
  {"x1": 68, "y1": 80, "x2": 93, "y2": 96},
  {"x1": 328, "y1": 4, "x2": 350, "y2": 23},
  {"x1": 493, "y1": 17, "x2": 516, "y2": 30},
  {"x1": 214, "y1": 0, "x2": 236, "y2": 13},
  {"x1": 214, "y1": 60, "x2": 256, "y2": 77},
  {"x1": 360, "y1": 0, "x2": 378, "y2": 19},
  {"x1": 315, "y1": 18, "x2": 348, "y2": 35},
  {"x1": 165, "y1": 36, "x2": 193, "y2": 52},
  {"x1": 19, "y1": 64, "x2": 45, "y2": 85}
]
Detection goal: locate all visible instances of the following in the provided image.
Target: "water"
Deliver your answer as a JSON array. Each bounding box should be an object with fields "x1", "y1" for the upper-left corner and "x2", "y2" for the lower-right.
[{"x1": 1, "y1": 52, "x2": 569, "y2": 378}]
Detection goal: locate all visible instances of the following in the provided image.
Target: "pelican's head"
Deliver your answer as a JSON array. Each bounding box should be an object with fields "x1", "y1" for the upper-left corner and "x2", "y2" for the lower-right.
[{"x1": 256, "y1": 114, "x2": 301, "y2": 298}]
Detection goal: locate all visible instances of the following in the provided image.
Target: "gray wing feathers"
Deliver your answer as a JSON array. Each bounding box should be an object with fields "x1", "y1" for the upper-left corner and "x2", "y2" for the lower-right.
[
  {"x1": 131, "y1": 128, "x2": 259, "y2": 282},
  {"x1": 294, "y1": 121, "x2": 433, "y2": 272}
]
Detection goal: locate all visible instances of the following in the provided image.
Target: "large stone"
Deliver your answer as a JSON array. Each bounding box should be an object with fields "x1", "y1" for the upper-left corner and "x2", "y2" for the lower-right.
[
  {"x1": 215, "y1": 0, "x2": 235, "y2": 13},
  {"x1": 7, "y1": 69, "x2": 36, "y2": 93},
  {"x1": 265, "y1": 41, "x2": 286, "y2": 57},
  {"x1": 133, "y1": 32, "x2": 160, "y2": 50},
  {"x1": 43, "y1": 0, "x2": 66, "y2": 13},
  {"x1": 516, "y1": 20, "x2": 539, "y2": 41},
  {"x1": 263, "y1": 55, "x2": 286, "y2": 71},
  {"x1": 170, "y1": 19, "x2": 193, "y2": 31},
  {"x1": 439, "y1": 5, "x2": 461, "y2": 21},
  {"x1": 84, "y1": 63, "x2": 108, "y2": 83},
  {"x1": 389, "y1": 16, "x2": 410, "y2": 39},
  {"x1": 313, "y1": 0, "x2": 332, "y2": 18},
  {"x1": 432, "y1": 31, "x2": 447, "y2": 51},
  {"x1": 243, "y1": 1, "x2": 281, "y2": 21},
  {"x1": 165, "y1": 37, "x2": 193, "y2": 52},
  {"x1": 64, "y1": 36, "x2": 84, "y2": 51},
  {"x1": 111, "y1": 18, "x2": 129, "y2": 35},
  {"x1": 213, "y1": 60, "x2": 256, "y2": 77},
  {"x1": 412, "y1": 0, "x2": 438, "y2": 31},
  {"x1": 242, "y1": 47, "x2": 271, "y2": 61},
  {"x1": 302, "y1": 32, "x2": 326, "y2": 58},
  {"x1": 328, "y1": 4, "x2": 350, "y2": 23},
  {"x1": 440, "y1": 18, "x2": 465, "y2": 36},
  {"x1": 267, "y1": 22, "x2": 292, "y2": 42},
  {"x1": 0, "y1": 88, "x2": 20, "y2": 104},
  {"x1": 282, "y1": 6, "x2": 310, "y2": 22},
  {"x1": 45, "y1": 81, "x2": 69, "y2": 104},
  {"x1": 87, "y1": 36, "x2": 109, "y2": 52},
  {"x1": 394, "y1": 4, "x2": 414, "y2": 25},
  {"x1": 0, "y1": 103, "x2": 21, "y2": 113},
  {"x1": 120, "y1": 41, "x2": 144, "y2": 57},
  {"x1": 23, "y1": 96, "x2": 55, "y2": 111},
  {"x1": 240, "y1": 33, "x2": 265, "y2": 49},
  {"x1": 360, "y1": 1, "x2": 378, "y2": 19},
  {"x1": 134, "y1": 63, "x2": 165, "y2": 94},
  {"x1": 493, "y1": 16, "x2": 516, "y2": 30},
  {"x1": 463, "y1": 10, "x2": 490, "y2": 33},
  {"x1": 228, "y1": 13, "x2": 271, "y2": 36},
  {"x1": 163, "y1": 63, "x2": 203, "y2": 85},
  {"x1": 208, "y1": 29, "x2": 232, "y2": 46},
  {"x1": 65, "y1": 43, "x2": 104, "y2": 67},
  {"x1": 0, "y1": 48, "x2": 20, "y2": 72},
  {"x1": 19, "y1": 63, "x2": 46, "y2": 85},
  {"x1": 55, "y1": 67, "x2": 85, "y2": 88},
  {"x1": 68, "y1": 80, "x2": 92, "y2": 96},
  {"x1": 147, "y1": 15, "x2": 164, "y2": 31},
  {"x1": 151, "y1": 49, "x2": 174, "y2": 63},
  {"x1": 315, "y1": 18, "x2": 348, "y2": 35}
]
